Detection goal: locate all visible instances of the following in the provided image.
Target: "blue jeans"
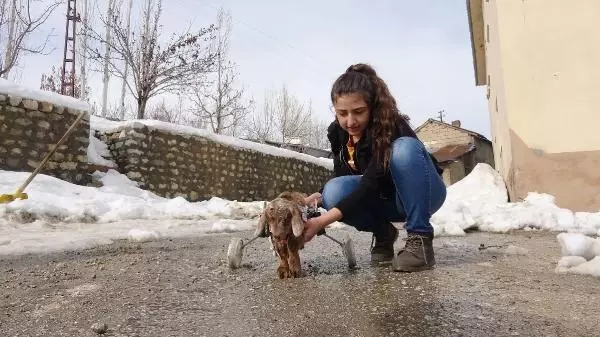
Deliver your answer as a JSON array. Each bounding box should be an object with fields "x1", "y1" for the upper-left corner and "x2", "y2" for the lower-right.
[{"x1": 321, "y1": 137, "x2": 447, "y2": 234}]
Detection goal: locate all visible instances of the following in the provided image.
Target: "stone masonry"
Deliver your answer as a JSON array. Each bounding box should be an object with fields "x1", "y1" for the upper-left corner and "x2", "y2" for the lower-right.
[
  {"x1": 0, "y1": 93, "x2": 91, "y2": 185},
  {"x1": 0, "y1": 85, "x2": 332, "y2": 202},
  {"x1": 417, "y1": 121, "x2": 472, "y2": 148},
  {"x1": 99, "y1": 124, "x2": 333, "y2": 202}
]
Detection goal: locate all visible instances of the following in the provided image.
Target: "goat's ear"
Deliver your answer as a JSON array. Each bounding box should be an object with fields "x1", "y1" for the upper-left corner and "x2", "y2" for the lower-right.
[
  {"x1": 254, "y1": 211, "x2": 269, "y2": 238},
  {"x1": 290, "y1": 205, "x2": 305, "y2": 238},
  {"x1": 276, "y1": 191, "x2": 293, "y2": 200}
]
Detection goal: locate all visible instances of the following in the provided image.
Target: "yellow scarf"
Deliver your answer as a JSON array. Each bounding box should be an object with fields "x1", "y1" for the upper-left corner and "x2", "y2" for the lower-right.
[{"x1": 346, "y1": 137, "x2": 356, "y2": 170}]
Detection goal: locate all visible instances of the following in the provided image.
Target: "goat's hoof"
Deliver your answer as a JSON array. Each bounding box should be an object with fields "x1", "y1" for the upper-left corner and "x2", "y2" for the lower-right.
[
  {"x1": 289, "y1": 268, "x2": 301, "y2": 278},
  {"x1": 277, "y1": 267, "x2": 290, "y2": 279}
]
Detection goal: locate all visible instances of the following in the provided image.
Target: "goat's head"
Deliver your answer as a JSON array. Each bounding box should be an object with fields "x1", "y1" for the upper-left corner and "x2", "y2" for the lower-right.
[{"x1": 255, "y1": 197, "x2": 305, "y2": 243}]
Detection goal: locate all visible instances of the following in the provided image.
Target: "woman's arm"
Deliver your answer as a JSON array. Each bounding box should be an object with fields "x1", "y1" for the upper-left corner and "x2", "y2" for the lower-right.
[
  {"x1": 302, "y1": 207, "x2": 343, "y2": 243},
  {"x1": 330, "y1": 157, "x2": 383, "y2": 217},
  {"x1": 303, "y1": 157, "x2": 382, "y2": 244}
]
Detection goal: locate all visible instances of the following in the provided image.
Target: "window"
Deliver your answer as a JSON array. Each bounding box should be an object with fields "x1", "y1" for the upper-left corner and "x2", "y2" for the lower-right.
[{"x1": 486, "y1": 24, "x2": 490, "y2": 43}]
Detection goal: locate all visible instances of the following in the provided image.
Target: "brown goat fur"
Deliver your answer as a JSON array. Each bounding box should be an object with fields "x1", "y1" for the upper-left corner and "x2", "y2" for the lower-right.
[{"x1": 255, "y1": 191, "x2": 309, "y2": 279}]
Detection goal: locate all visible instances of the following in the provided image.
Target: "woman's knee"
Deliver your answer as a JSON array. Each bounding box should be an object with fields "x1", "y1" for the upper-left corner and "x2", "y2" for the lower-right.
[
  {"x1": 321, "y1": 176, "x2": 359, "y2": 210},
  {"x1": 390, "y1": 137, "x2": 426, "y2": 169}
]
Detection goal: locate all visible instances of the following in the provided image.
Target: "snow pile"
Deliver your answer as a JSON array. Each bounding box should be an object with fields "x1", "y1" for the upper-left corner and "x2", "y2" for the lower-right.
[
  {"x1": 555, "y1": 233, "x2": 600, "y2": 277},
  {"x1": 431, "y1": 163, "x2": 600, "y2": 236},
  {"x1": 0, "y1": 169, "x2": 270, "y2": 254},
  {"x1": 0, "y1": 169, "x2": 265, "y2": 224},
  {"x1": 87, "y1": 133, "x2": 117, "y2": 168},
  {"x1": 0, "y1": 167, "x2": 347, "y2": 255},
  {"x1": 0, "y1": 78, "x2": 90, "y2": 111},
  {"x1": 127, "y1": 228, "x2": 161, "y2": 243},
  {"x1": 89, "y1": 116, "x2": 334, "y2": 170},
  {"x1": 1, "y1": 160, "x2": 599, "y2": 256}
]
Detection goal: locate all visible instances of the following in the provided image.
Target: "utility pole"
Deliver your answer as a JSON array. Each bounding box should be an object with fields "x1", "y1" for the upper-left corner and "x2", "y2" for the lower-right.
[
  {"x1": 61, "y1": 0, "x2": 80, "y2": 96},
  {"x1": 436, "y1": 109, "x2": 446, "y2": 122}
]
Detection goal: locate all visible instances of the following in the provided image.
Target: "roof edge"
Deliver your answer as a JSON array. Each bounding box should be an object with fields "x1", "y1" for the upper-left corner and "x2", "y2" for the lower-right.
[
  {"x1": 466, "y1": 0, "x2": 487, "y2": 86},
  {"x1": 416, "y1": 118, "x2": 491, "y2": 143}
]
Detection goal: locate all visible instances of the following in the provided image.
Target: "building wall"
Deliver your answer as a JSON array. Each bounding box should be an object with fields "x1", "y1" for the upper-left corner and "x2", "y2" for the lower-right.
[
  {"x1": 472, "y1": 138, "x2": 495, "y2": 169},
  {"x1": 496, "y1": 0, "x2": 600, "y2": 154},
  {"x1": 0, "y1": 93, "x2": 91, "y2": 185},
  {"x1": 509, "y1": 130, "x2": 600, "y2": 210},
  {"x1": 416, "y1": 122, "x2": 472, "y2": 149},
  {"x1": 482, "y1": 0, "x2": 514, "y2": 194},
  {"x1": 417, "y1": 120, "x2": 495, "y2": 185},
  {"x1": 440, "y1": 160, "x2": 466, "y2": 186},
  {"x1": 482, "y1": 0, "x2": 600, "y2": 211}
]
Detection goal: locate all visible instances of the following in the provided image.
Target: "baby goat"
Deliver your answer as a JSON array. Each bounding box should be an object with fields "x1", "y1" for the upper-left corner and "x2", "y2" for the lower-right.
[{"x1": 255, "y1": 191, "x2": 309, "y2": 279}]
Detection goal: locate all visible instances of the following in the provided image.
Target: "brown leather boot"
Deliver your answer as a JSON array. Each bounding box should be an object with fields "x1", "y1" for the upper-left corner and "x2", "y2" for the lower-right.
[
  {"x1": 370, "y1": 222, "x2": 399, "y2": 263},
  {"x1": 392, "y1": 232, "x2": 435, "y2": 272}
]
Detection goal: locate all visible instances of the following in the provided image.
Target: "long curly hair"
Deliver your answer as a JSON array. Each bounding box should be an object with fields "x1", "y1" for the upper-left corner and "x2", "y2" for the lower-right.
[{"x1": 330, "y1": 63, "x2": 413, "y2": 171}]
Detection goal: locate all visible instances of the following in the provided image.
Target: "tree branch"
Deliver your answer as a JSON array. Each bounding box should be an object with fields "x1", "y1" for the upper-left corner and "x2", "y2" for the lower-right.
[{"x1": 0, "y1": 0, "x2": 61, "y2": 76}]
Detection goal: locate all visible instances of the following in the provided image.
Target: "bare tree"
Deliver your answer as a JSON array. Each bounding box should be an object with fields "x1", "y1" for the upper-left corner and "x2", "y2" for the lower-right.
[
  {"x1": 118, "y1": 0, "x2": 133, "y2": 120},
  {"x1": 244, "y1": 89, "x2": 278, "y2": 141},
  {"x1": 276, "y1": 84, "x2": 313, "y2": 144},
  {"x1": 305, "y1": 118, "x2": 331, "y2": 150},
  {"x1": 187, "y1": 8, "x2": 252, "y2": 136},
  {"x1": 83, "y1": 0, "x2": 218, "y2": 119},
  {"x1": 146, "y1": 96, "x2": 186, "y2": 125},
  {"x1": 100, "y1": 0, "x2": 115, "y2": 117},
  {"x1": 0, "y1": 0, "x2": 61, "y2": 78},
  {"x1": 78, "y1": 0, "x2": 90, "y2": 102},
  {"x1": 244, "y1": 84, "x2": 313, "y2": 144},
  {"x1": 40, "y1": 65, "x2": 89, "y2": 98}
]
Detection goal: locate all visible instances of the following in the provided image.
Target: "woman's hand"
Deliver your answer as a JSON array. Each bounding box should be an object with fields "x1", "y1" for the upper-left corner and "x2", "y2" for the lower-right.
[
  {"x1": 302, "y1": 216, "x2": 325, "y2": 243},
  {"x1": 302, "y1": 208, "x2": 343, "y2": 244},
  {"x1": 304, "y1": 192, "x2": 322, "y2": 207}
]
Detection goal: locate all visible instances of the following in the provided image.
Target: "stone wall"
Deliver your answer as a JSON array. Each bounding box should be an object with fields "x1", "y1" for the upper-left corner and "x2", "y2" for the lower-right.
[
  {"x1": 0, "y1": 93, "x2": 91, "y2": 185},
  {"x1": 440, "y1": 160, "x2": 466, "y2": 186},
  {"x1": 99, "y1": 123, "x2": 333, "y2": 202},
  {"x1": 473, "y1": 137, "x2": 495, "y2": 169}
]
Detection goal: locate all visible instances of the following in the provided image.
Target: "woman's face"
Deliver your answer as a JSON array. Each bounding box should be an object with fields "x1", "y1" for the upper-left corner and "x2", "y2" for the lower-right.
[{"x1": 333, "y1": 92, "x2": 370, "y2": 139}]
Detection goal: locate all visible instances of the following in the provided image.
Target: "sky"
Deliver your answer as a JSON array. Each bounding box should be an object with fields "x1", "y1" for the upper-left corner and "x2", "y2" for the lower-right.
[{"x1": 10, "y1": 0, "x2": 491, "y2": 138}]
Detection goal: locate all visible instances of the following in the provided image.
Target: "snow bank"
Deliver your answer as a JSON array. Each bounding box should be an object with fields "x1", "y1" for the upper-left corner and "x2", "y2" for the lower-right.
[
  {"x1": 555, "y1": 233, "x2": 600, "y2": 277},
  {"x1": 0, "y1": 169, "x2": 267, "y2": 255},
  {"x1": 90, "y1": 115, "x2": 334, "y2": 170},
  {"x1": 0, "y1": 78, "x2": 90, "y2": 111},
  {"x1": 0, "y1": 169, "x2": 265, "y2": 224},
  {"x1": 431, "y1": 163, "x2": 600, "y2": 236},
  {"x1": 87, "y1": 133, "x2": 117, "y2": 168},
  {"x1": 2, "y1": 161, "x2": 599, "y2": 256},
  {"x1": 0, "y1": 168, "x2": 350, "y2": 255}
]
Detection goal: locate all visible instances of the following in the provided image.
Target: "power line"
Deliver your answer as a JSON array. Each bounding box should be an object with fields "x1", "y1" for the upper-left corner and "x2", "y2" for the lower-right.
[{"x1": 201, "y1": 3, "x2": 336, "y2": 77}]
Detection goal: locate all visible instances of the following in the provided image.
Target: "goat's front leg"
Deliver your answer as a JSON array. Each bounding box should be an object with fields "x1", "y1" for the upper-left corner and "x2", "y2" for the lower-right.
[
  {"x1": 275, "y1": 242, "x2": 290, "y2": 279},
  {"x1": 287, "y1": 241, "x2": 302, "y2": 278}
]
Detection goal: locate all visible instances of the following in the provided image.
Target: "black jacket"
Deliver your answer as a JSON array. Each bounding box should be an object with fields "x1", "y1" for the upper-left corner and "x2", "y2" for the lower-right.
[{"x1": 323, "y1": 120, "x2": 443, "y2": 216}]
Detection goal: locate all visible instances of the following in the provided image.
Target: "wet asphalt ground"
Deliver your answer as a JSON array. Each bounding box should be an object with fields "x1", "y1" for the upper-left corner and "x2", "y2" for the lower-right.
[{"x1": 1, "y1": 227, "x2": 599, "y2": 337}]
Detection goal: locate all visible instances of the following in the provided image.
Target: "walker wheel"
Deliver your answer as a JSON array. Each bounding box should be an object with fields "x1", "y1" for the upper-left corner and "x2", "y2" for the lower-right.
[
  {"x1": 227, "y1": 238, "x2": 244, "y2": 269},
  {"x1": 342, "y1": 233, "x2": 357, "y2": 269}
]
